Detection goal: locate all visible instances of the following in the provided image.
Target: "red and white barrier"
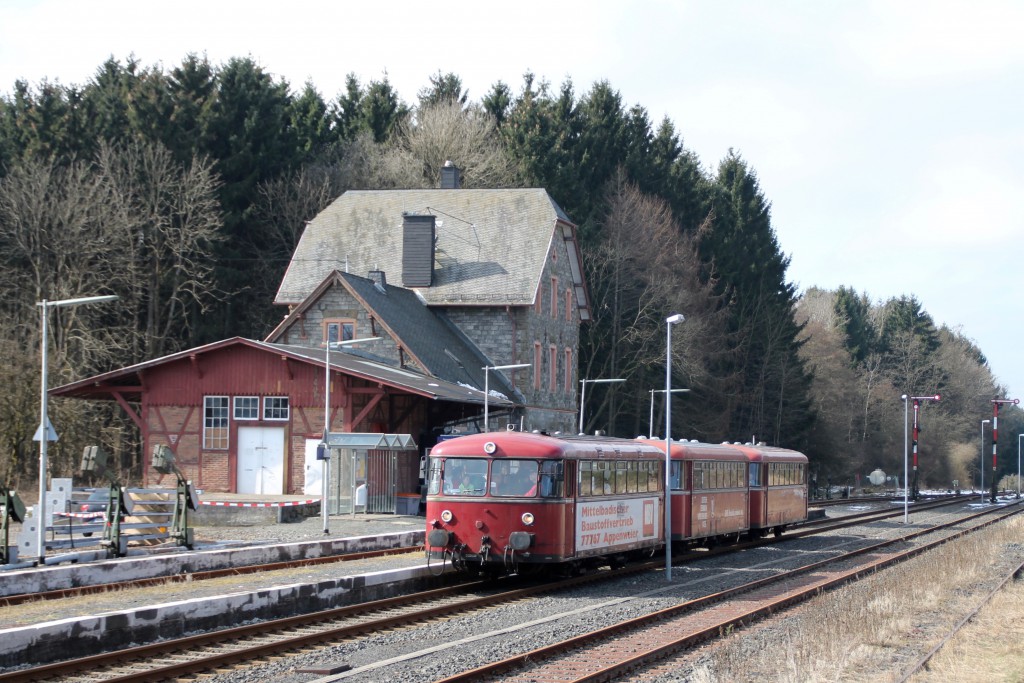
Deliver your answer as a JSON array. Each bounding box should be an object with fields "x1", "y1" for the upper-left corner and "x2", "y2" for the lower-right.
[{"x1": 199, "y1": 499, "x2": 319, "y2": 508}]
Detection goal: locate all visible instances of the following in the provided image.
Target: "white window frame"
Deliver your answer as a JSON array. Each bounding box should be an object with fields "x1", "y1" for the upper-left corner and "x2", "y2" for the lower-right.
[
  {"x1": 263, "y1": 396, "x2": 290, "y2": 421},
  {"x1": 234, "y1": 396, "x2": 259, "y2": 420},
  {"x1": 203, "y1": 396, "x2": 230, "y2": 450}
]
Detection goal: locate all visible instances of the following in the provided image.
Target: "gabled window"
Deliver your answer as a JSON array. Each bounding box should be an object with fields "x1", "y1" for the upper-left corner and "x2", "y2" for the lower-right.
[
  {"x1": 325, "y1": 319, "x2": 355, "y2": 343},
  {"x1": 203, "y1": 396, "x2": 229, "y2": 450},
  {"x1": 234, "y1": 396, "x2": 259, "y2": 420},
  {"x1": 565, "y1": 288, "x2": 573, "y2": 322},
  {"x1": 263, "y1": 397, "x2": 290, "y2": 421}
]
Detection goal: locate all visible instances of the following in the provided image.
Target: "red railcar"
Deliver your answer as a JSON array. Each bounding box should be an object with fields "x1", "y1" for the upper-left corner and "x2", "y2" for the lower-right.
[
  {"x1": 425, "y1": 432, "x2": 666, "y2": 574},
  {"x1": 639, "y1": 439, "x2": 749, "y2": 545},
  {"x1": 737, "y1": 443, "x2": 808, "y2": 537},
  {"x1": 640, "y1": 439, "x2": 808, "y2": 545}
]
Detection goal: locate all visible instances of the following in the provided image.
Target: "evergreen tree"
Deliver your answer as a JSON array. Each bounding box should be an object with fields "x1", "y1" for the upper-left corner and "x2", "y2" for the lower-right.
[
  {"x1": 418, "y1": 71, "x2": 468, "y2": 108},
  {"x1": 360, "y1": 75, "x2": 408, "y2": 143},
  {"x1": 481, "y1": 81, "x2": 512, "y2": 126},
  {"x1": 165, "y1": 54, "x2": 217, "y2": 163},
  {"x1": 833, "y1": 286, "x2": 876, "y2": 364},
  {"x1": 290, "y1": 81, "x2": 332, "y2": 162},
  {"x1": 703, "y1": 152, "x2": 814, "y2": 446}
]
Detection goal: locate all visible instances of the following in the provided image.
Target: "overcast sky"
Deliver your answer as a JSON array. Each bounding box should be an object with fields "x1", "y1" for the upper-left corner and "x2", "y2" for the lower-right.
[{"x1": 3, "y1": 0, "x2": 1021, "y2": 398}]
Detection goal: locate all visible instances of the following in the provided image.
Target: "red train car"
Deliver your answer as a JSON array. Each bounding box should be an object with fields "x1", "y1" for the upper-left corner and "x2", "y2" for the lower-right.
[
  {"x1": 639, "y1": 439, "x2": 749, "y2": 546},
  {"x1": 425, "y1": 432, "x2": 666, "y2": 574},
  {"x1": 737, "y1": 443, "x2": 808, "y2": 537},
  {"x1": 640, "y1": 439, "x2": 809, "y2": 546}
]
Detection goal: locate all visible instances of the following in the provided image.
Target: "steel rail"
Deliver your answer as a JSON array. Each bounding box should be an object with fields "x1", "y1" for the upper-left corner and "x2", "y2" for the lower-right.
[
  {"x1": 0, "y1": 545, "x2": 422, "y2": 606},
  {"x1": 434, "y1": 503, "x2": 1024, "y2": 683},
  {"x1": 1, "y1": 498, "x2": 998, "y2": 682},
  {"x1": 894, "y1": 557, "x2": 1024, "y2": 682}
]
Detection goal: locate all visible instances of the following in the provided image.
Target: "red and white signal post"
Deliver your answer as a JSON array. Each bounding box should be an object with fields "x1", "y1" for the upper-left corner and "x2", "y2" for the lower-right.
[{"x1": 990, "y1": 398, "x2": 1020, "y2": 503}]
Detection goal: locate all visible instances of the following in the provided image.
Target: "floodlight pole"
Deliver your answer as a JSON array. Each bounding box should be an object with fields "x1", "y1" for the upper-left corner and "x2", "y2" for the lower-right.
[
  {"x1": 482, "y1": 364, "x2": 531, "y2": 432},
  {"x1": 578, "y1": 378, "x2": 626, "y2": 435},
  {"x1": 990, "y1": 398, "x2": 1019, "y2": 503},
  {"x1": 665, "y1": 313, "x2": 684, "y2": 581},
  {"x1": 36, "y1": 294, "x2": 118, "y2": 564}
]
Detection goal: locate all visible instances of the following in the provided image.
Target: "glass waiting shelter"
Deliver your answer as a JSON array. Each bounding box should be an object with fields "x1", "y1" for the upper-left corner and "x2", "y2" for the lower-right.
[{"x1": 324, "y1": 433, "x2": 418, "y2": 514}]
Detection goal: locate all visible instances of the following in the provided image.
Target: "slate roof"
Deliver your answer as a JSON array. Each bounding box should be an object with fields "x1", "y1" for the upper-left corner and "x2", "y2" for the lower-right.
[
  {"x1": 264, "y1": 271, "x2": 518, "y2": 400},
  {"x1": 274, "y1": 189, "x2": 574, "y2": 307}
]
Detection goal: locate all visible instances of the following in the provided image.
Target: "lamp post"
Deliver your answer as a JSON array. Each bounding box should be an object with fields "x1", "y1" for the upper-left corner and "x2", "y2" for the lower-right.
[
  {"x1": 665, "y1": 313, "x2": 684, "y2": 581},
  {"x1": 980, "y1": 419, "x2": 990, "y2": 503},
  {"x1": 578, "y1": 378, "x2": 625, "y2": 435},
  {"x1": 36, "y1": 294, "x2": 118, "y2": 564},
  {"x1": 901, "y1": 395, "x2": 908, "y2": 522},
  {"x1": 482, "y1": 364, "x2": 531, "y2": 432},
  {"x1": 321, "y1": 335, "x2": 381, "y2": 534},
  {"x1": 649, "y1": 389, "x2": 690, "y2": 439}
]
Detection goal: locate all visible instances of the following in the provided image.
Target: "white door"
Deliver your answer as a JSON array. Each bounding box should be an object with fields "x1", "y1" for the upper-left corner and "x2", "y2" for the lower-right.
[
  {"x1": 237, "y1": 427, "x2": 285, "y2": 494},
  {"x1": 304, "y1": 438, "x2": 323, "y2": 495}
]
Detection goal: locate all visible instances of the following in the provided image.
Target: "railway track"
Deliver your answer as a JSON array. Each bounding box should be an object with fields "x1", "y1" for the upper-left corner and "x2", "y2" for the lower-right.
[
  {"x1": 2, "y1": 498, "x2": 1010, "y2": 682},
  {"x1": 437, "y1": 502, "x2": 1024, "y2": 683},
  {"x1": 0, "y1": 544, "x2": 422, "y2": 607}
]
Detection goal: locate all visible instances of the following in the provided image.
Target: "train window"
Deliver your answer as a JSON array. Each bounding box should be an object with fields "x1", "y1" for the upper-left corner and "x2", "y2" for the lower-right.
[
  {"x1": 626, "y1": 462, "x2": 638, "y2": 493},
  {"x1": 442, "y1": 458, "x2": 488, "y2": 496},
  {"x1": 749, "y1": 463, "x2": 762, "y2": 487},
  {"x1": 615, "y1": 461, "x2": 628, "y2": 494},
  {"x1": 539, "y1": 460, "x2": 563, "y2": 498},
  {"x1": 669, "y1": 461, "x2": 681, "y2": 490},
  {"x1": 579, "y1": 461, "x2": 593, "y2": 496},
  {"x1": 491, "y1": 459, "x2": 540, "y2": 497},
  {"x1": 595, "y1": 461, "x2": 613, "y2": 495},
  {"x1": 427, "y1": 459, "x2": 443, "y2": 495}
]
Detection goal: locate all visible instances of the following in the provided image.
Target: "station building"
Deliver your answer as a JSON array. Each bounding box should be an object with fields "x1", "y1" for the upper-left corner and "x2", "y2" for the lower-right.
[{"x1": 52, "y1": 168, "x2": 591, "y2": 503}]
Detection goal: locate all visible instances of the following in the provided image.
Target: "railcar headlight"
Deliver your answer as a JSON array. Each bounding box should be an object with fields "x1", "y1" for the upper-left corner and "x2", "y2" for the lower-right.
[
  {"x1": 483, "y1": 441, "x2": 497, "y2": 454},
  {"x1": 440, "y1": 509, "x2": 454, "y2": 523},
  {"x1": 521, "y1": 512, "x2": 535, "y2": 526}
]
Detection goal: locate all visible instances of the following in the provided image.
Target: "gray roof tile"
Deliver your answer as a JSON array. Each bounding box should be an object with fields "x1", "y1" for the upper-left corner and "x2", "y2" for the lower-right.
[{"x1": 275, "y1": 189, "x2": 572, "y2": 307}]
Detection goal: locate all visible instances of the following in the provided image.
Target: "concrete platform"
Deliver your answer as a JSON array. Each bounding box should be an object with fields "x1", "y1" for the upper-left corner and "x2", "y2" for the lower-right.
[{"x1": 0, "y1": 515, "x2": 434, "y2": 669}]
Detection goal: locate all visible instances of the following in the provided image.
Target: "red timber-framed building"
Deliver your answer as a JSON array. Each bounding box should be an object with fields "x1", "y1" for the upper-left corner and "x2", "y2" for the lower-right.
[{"x1": 50, "y1": 337, "x2": 505, "y2": 494}]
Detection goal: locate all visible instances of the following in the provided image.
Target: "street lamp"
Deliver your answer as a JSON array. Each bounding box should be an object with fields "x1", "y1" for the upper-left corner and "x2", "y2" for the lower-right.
[
  {"x1": 321, "y1": 335, "x2": 381, "y2": 534},
  {"x1": 578, "y1": 378, "x2": 626, "y2": 435},
  {"x1": 980, "y1": 419, "x2": 990, "y2": 504},
  {"x1": 665, "y1": 312, "x2": 684, "y2": 581},
  {"x1": 482, "y1": 364, "x2": 531, "y2": 432},
  {"x1": 36, "y1": 294, "x2": 118, "y2": 564},
  {"x1": 649, "y1": 389, "x2": 690, "y2": 438}
]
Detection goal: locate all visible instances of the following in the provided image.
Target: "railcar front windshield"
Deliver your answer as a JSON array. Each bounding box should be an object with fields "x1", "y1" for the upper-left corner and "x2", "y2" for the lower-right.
[{"x1": 429, "y1": 457, "x2": 561, "y2": 497}]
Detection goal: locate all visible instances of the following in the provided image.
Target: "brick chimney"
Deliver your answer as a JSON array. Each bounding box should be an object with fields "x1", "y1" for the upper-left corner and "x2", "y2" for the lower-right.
[
  {"x1": 401, "y1": 214, "x2": 435, "y2": 287},
  {"x1": 440, "y1": 160, "x2": 461, "y2": 189}
]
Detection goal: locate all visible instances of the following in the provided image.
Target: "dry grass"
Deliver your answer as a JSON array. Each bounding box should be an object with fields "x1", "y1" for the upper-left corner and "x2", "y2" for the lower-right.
[{"x1": 679, "y1": 518, "x2": 1024, "y2": 682}]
